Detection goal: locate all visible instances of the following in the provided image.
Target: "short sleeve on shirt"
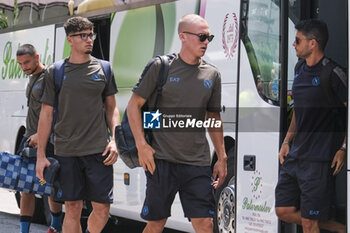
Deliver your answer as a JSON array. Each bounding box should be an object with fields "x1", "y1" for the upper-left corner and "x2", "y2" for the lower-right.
[
  {"x1": 132, "y1": 59, "x2": 161, "y2": 100},
  {"x1": 103, "y1": 70, "x2": 118, "y2": 97},
  {"x1": 40, "y1": 64, "x2": 56, "y2": 107},
  {"x1": 331, "y1": 67, "x2": 347, "y2": 104},
  {"x1": 207, "y1": 71, "x2": 222, "y2": 112}
]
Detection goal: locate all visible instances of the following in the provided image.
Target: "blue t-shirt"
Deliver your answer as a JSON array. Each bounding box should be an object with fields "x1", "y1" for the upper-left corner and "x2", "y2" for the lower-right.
[{"x1": 289, "y1": 57, "x2": 347, "y2": 161}]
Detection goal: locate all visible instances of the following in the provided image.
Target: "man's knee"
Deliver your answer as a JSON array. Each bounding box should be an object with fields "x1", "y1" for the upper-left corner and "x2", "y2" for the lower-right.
[
  {"x1": 144, "y1": 219, "x2": 167, "y2": 233},
  {"x1": 65, "y1": 201, "x2": 83, "y2": 216},
  {"x1": 91, "y1": 202, "x2": 110, "y2": 219},
  {"x1": 48, "y1": 196, "x2": 62, "y2": 213},
  {"x1": 191, "y1": 217, "x2": 213, "y2": 233},
  {"x1": 301, "y1": 218, "x2": 318, "y2": 230}
]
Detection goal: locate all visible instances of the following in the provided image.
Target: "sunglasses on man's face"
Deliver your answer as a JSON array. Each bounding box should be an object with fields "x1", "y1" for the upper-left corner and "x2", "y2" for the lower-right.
[
  {"x1": 295, "y1": 37, "x2": 318, "y2": 45},
  {"x1": 69, "y1": 32, "x2": 96, "y2": 41},
  {"x1": 182, "y1": 31, "x2": 215, "y2": 42},
  {"x1": 295, "y1": 37, "x2": 304, "y2": 45}
]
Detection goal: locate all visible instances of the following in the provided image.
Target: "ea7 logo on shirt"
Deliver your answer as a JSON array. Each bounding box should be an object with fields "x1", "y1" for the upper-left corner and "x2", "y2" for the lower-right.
[
  {"x1": 143, "y1": 110, "x2": 161, "y2": 129},
  {"x1": 309, "y1": 210, "x2": 320, "y2": 216},
  {"x1": 170, "y1": 77, "x2": 180, "y2": 83}
]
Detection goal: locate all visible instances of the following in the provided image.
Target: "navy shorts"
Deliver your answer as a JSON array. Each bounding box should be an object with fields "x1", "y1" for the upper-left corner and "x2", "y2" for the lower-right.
[
  {"x1": 141, "y1": 159, "x2": 215, "y2": 221},
  {"x1": 275, "y1": 156, "x2": 333, "y2": 220},
  {"x1": 53, "y1": 153, "x2": 113, "y2": 204}
]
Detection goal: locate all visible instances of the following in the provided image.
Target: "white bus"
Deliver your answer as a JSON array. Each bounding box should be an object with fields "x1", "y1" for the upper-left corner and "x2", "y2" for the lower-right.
[{"x1": 0, "y1": 0, "x2": 347, "y2": 232}]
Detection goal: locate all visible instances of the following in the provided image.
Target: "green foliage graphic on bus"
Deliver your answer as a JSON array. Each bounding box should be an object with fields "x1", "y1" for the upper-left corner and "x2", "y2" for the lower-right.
[
  {"x1": 113, "y1": 3, "x2": 176, "y2": 89},
  {"x1": 1, "y1": 39, "x2": 52, "y2": 80},
  {"x1": 63, "y1": 39, "x2": 71, "y2": 59}
]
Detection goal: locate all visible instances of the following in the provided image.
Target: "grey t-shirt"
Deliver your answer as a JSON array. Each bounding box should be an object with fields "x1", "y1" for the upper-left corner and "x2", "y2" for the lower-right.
[
  {"x1": 41, "y1": 58, "x2": 118, "y2": 156},
  {"x1": 133, "y1": 54, "x2": 221, "y2": 166},
  {"x1": 24, "y1": 71, "x2": 45, "y2": 138}
]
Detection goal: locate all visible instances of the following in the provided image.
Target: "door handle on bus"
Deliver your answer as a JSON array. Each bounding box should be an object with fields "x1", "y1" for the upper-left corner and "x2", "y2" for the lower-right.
[{"x1": 243, "y1": 155, "x2": 256, "y2": 171}]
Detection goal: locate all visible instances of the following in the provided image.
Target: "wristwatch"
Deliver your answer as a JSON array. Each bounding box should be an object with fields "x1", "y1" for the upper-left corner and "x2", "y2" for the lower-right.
[
  {"x1": 340, "y1": 143, "x2": 346, "y2": 152},
  {"x1": 282, "y1": 141, "x2": 290, "y2": 146}
]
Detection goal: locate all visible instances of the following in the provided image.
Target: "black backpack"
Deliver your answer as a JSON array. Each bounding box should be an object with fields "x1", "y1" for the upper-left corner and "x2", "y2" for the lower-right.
[{"x1": 115, "y1": 54, "x2": 175, "y2": 169}]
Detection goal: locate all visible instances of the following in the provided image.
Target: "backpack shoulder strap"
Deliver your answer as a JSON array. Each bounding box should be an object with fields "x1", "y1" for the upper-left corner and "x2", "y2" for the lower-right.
[
  {"x1": 333, "y1": 65, "x2": 347, "y2": 88},
  {"x1": 53, "y1": 59, "x2": 66, "y2": 95},
  {"x1": 38, "y1": 68, "x2": 47, "y2": 100},
  {"x1": 94, "y1": 57, "x2": 112, "y2": 100},
  {"x1": 294, "y1": 58, "x2": 305, "y2": 76},
  {"x1": 96, "y1": 58, "x2": 111, "y2": 84},
  {"x1": 320, "y1": 57, "x2": 338, "y2": 106},
  {"x1": 53, "y1": 59, "x2": 66, "y2": 111},
  {"x1": 50, "y1": 59, "x2": 66, "y2": 143},
  {"x1": 154, "y1": 55, "x2": 170, "y2": 109}
]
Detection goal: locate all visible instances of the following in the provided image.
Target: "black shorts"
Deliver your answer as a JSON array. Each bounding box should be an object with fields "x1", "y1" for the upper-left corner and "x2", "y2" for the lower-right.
[
  {"x1": 141, "y1": 159, "x2": 215, "y2": 221},
  {"x1": 17, "y1": 136, "x2": 54, "y2": 156},
  {"x1": 275, "y1": 156, "x2": 333, "y2": 220},
  {"x1": 53, "y1": 153, "x2": 113, "y2": 204}
]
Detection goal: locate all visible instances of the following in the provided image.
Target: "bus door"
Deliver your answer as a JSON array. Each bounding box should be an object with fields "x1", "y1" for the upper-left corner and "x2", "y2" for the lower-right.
[{"x1": 235, "y1": 0, "x2": 285, "y2": 232}]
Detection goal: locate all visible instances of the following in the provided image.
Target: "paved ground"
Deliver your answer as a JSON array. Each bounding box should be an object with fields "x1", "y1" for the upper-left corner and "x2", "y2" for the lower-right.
[
  {"x1": 0, "y1": 188, "x2": 185, "y2": 233},
  {"x1": 0, "y1": 188, "x2": 47, "y2": 232},
  {"x1": 0, "y1": 211, "x2": 48, "y2": 233}
]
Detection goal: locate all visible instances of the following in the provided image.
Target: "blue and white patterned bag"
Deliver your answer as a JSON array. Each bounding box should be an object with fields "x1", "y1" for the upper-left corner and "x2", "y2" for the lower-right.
[{"x1": 0, "y1": 152, "x2": 57, "y2": 196}]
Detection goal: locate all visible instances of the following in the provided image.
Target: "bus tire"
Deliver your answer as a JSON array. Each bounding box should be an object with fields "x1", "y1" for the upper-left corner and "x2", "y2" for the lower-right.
[{"x1": 214, "y1": 147, "x2": 235, "y2": 233}]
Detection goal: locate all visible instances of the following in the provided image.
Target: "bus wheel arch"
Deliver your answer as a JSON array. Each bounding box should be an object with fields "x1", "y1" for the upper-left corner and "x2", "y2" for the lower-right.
[{"x1": 212, "y1": 136, "x2": 236, "y2": 233}]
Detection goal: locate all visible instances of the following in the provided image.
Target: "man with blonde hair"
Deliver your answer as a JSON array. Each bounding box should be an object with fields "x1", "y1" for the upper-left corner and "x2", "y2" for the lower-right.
[{"x1": 127, "y1": 14, "x2": 227, "y2": 233}]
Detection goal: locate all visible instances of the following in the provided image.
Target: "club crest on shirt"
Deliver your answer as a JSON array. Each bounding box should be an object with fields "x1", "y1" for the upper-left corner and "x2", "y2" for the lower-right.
[
  {"x1": 142, "y1": 205, "x2": 149, "y2": 216},
  {"x1": 312, "y1": 76, "x2": 320, "y2": 86},
  {"x1": 92, "y1": 72, "x2": 101, "y2": 81},
  {"x1": 204, "y1": 80, "x2": 212, "y2": 88}
]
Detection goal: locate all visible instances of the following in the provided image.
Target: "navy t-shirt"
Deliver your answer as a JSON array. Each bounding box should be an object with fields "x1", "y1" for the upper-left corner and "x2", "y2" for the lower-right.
[{"x1": 289, "y1": 57, "x2": 347, "y2": 161}]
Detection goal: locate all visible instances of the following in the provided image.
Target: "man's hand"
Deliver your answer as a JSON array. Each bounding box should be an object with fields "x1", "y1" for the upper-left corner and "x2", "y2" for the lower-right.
[
  {"x1": 36, "y1": 155, "x2": 51, "y2": 181},
  {"x1": 212, "y1": 157, "x2": 227, "y2": 189},
  {"x1": 331, "y1": 149, "x2": 346, "y2": 175},
  {"x1": 102, "y1": 140, "x2": 118, "y2": 166},
  {"x1": 137, "y1": 143, "x2": 156, "y2": 175},
  {"x1": 28, "y1": 133, "x2": 38, "y2": 148},
  {"x1": 278, "y1": 144, "x2": 290, "y2": 164}
]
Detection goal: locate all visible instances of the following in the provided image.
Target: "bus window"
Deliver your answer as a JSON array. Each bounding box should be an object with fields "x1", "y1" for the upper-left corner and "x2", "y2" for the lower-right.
[{"x1": 241, "y1": 0, "x2": 281, "y2": 105}]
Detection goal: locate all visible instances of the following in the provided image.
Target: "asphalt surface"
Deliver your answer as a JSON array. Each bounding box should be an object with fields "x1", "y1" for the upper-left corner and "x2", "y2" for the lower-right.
[
  {"x1": 0, "y1": 212, "x2": 47, "y2": 233},
  {"x1": 0, "y1": 188, "x2": 186, "y2": 233}
]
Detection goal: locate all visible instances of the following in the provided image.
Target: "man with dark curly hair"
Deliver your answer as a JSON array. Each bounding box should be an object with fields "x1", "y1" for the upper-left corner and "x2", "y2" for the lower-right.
[{"x1": 36, "y1": 16, "x2": 120, "y2": 233}]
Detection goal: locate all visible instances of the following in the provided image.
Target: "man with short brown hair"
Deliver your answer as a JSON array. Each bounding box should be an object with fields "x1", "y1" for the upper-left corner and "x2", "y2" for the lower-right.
[
  {"x1": 16, "y1": 44, "x2": 63, "y2": 233},
  {"x1": 275, "y1": 19, "x2": 346, "y2": 233}
]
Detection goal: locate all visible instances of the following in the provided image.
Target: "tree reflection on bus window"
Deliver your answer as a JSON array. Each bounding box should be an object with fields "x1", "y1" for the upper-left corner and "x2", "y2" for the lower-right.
[{"x1": 241, "y1": 0, "x2": 281, "y2": 105}]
